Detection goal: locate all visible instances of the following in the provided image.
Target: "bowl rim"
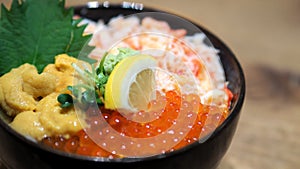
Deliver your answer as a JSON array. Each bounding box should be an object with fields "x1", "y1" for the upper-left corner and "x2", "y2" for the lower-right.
[{"x1": 0, "y1": 2, "x2": 246, "y2": 163}]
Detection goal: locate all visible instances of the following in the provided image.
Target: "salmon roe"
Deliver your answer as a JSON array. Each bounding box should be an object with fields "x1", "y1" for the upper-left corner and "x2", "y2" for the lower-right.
[{"x1": 42, "y1": 90, "x2": 230, "y2": 158}]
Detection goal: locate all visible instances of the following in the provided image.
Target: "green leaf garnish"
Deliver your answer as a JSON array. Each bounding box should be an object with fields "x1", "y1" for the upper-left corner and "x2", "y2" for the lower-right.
[
  {"x1": 57, "y1": 94, "x2": 73, "y2": 108},
  {"x1": 58, "y1": 48, "x2": 140, "y2": 108},
  {"x1": 0, "y1": 0, "x2": 95, "y2": 75}
]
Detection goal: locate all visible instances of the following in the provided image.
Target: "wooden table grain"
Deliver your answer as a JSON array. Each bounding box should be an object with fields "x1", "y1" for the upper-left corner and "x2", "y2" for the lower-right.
[{"x1": 1, "y1": 0, "x2": 300, "y2": 169}]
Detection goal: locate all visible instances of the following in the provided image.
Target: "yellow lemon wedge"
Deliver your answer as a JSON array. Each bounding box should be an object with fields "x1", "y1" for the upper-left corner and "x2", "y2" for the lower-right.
[{"x1": 104, "y1": 54, "x2": 157, "y2": 112}]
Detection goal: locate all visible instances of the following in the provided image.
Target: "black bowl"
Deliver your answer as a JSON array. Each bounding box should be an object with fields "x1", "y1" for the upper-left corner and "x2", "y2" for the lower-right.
[{"x1": 0, "y1": 3, "x2": 245, "y2": 169}]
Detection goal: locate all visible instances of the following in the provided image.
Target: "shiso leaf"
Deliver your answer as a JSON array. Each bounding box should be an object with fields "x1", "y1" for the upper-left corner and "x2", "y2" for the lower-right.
[{"x1": 0, "y1": 0, "x2": 95, "y2": 75}]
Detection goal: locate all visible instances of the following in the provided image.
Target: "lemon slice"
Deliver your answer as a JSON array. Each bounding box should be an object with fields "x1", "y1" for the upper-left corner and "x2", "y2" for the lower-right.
[{"x1": 104, "y1": 54, "x2": 157, "y2": 112}]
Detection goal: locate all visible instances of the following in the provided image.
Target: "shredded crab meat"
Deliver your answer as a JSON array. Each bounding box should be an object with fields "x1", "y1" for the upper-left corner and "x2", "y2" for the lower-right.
[{"x1": 82, "y1": 15, "x2": 229, "y2": 107}]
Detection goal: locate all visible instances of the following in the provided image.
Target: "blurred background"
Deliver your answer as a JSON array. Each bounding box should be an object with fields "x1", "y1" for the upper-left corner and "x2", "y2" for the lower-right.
[{"x1": 1, "y1": 0, "x2": 300, "y2": 168}]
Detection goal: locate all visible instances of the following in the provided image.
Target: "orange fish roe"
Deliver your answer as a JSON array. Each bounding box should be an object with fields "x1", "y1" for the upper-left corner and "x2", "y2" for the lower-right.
[{"x1": 42, "y1": 90, "x2": 230, "y2": 157}]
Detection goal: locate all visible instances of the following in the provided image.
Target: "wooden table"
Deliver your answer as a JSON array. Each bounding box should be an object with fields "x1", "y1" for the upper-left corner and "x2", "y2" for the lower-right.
[{"x1": 1, "y1": 0, "x2": 300, "y2": 168}]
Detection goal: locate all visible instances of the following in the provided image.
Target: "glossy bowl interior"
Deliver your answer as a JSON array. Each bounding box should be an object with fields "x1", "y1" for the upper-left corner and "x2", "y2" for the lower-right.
[{"x1": 0, "y1": 3, "x2": 245, "y2": 169}]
